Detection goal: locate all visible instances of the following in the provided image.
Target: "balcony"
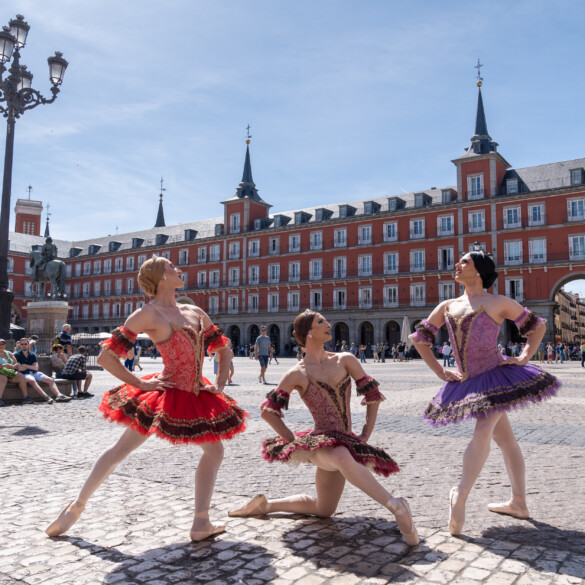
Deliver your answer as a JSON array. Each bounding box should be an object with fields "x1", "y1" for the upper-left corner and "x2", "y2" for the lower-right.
[
  {"x1": 466, "y1": 189, "x2": 484, "y2": 199},
  {"x1": 437, "y1": 227, "x2": 454, "y2": 237},
  {"x1": 269, "y1": 246, "x2": 280, "y2": 255},
  {"x1": 197, "y1": 256, "x2": 207, "y2": 264},
  {"x1": 310, "y1": 241, "x2": 322, "y2": 251},
  {"x1": 209, "y1": 280, "x2": 220, "y2": 288},
  {"x1": 289, "y1": 245, "x2": 301, "y2": 253},
  {"x1": 358, "y1": 268, "x2": 372, "y2": 277},
  {"x1": 410, "y1": 264, "x2": 425, "y2": 273},
  {"x1": 289, "y1": 274, "x2": 300, "y2": 282},
  {"x1": 248, "y1": 249, "x2": 260, "y2": 257},
  {"x1": 409, "y1": 229, "x2": 425, "y2": 240},
  {"x1": 504, "y1": 256, "x2": 523, "y2": 266},
  {"x1": 358, "y1": 237, "x2": 372, "y2": 246},
  {"x1": 333, "y1": 239, "x2": 347, "y2": 248},
  {"x1": 209, "y1": 254, "x2": 220, "y2": 262},
  {"x1": 384, "y1": 266, "x2": 398, "y2": 275},
  {"x1": 569, "y1": 248, "x2": 585, "y2": 261},
  {"x1": 527, "y1": 214, "x2": 546, "y2": 227},
  {"x1": 268, "y1": 276, "x2": 280, "y2": 284},
  {"x1": 228, "y1": 278, "x2": 240, "y2": 287},
  {"x1": 248, "y1": 276, "x2": 259, "y2": 285}
]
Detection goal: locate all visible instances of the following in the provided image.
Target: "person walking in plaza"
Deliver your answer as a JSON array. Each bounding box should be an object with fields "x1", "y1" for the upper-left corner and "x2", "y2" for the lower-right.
[
  {"x1": 441, "y1": 342, "x2": 452, "y2": 367},
  {"x1": 255, "y1": 326, "x2": 271, "y2": 384},
  {"x1": 269, "y1": 344, "x2": 279, "y2": 365},
  {"x1": 229, "y1": 310, "x2": 419, "y2": 546},
  {"x1": 45, "y1": 257, "x2": 247, "y2": 541},
  {"x1": 0, "y1": 339, "x2": 36, "y2": 406},
  {"x1": 410, "y1": 249, "x2": 561, "y2": 536},
  {"x1": 580, "y1": 341, "x2": 585, "y2": 368}
]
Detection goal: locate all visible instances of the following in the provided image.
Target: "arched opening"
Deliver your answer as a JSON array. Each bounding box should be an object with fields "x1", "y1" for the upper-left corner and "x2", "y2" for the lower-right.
[
  {"x1": 334, "y1": 322, "x2": 349, "y2": 347},
  {"x1": 269, "y1": 324, "x2": 280, "y2": 355},
  {"x1": 551, "y1": 276, "x2": 585, "y2": 346},
  {"x1": 360, "y1": 321, "x2": 374, "y2": 356},
  {"x1": 384, "y1": 320, "x2": 400, "y2": 347},
  {"x1": 176, "y1": 296, "x2": 195, "y2": 305},
  {"x1": 285, "y1": 324, "x2": 295, "y2": 356},
  {"x1": 227, "y1": 325, "x2": 240, "y2": 349},
  {"x1": 249, "y1": 324, "x2": 260, "y2": 348}
]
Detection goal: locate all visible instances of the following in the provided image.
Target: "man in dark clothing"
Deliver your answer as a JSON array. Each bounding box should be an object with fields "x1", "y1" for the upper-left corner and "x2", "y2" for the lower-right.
[{"x1": 61, "y1": 346, "x2": 93, "y2": 398}]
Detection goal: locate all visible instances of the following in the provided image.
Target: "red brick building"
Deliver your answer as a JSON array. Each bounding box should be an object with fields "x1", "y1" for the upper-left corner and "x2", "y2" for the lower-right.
[{"x1": 7, "y1": 87, "x2": 585, "y2": 352}]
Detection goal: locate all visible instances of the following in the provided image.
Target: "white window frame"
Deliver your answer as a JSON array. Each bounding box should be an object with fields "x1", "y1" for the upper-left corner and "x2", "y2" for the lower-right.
[
  {"x1": 439, "y1": 281, "x2": 456, "y2": 302},
  {"x1": 228, "y1": 295, "x2": 239, "y2": 314},
  {"x1": 268, "y1": 292, "x2": 279, "y2": 312},
  {"x1": 248, "y1": 265, "x2": 259, "y2": 285},
  {"x1": 504, "y1": 240, "x2": 523, "y2": 266},
  {"x1": 528, "y1": 203, "x2": 545, "y2": 226},
  {"x1": 104, "y1": 259, "x2": 112, "y2": 273},
  {"x1": 384, "y1": 252, "x2": 398, "y2": 275},
  {"x1": 82, "y1": 282, "x2": 90, "y2": 298},
  {"x1": 104, "y1": 280, "x2": 111, "y2": 296},
  {"x1": 126, "y1": 278, "x2": 134, "y2": 294},
  {"x1": 384, "y1": 285, "x2": 398, "y2": 308},
  {"x1": 438, "y1": 246, "x2": 454, "y2": 271},
  {"x1": 248, "y1": 239, "x2": 260, "y2": 257},
  {"x1": 93, "y1": 260, "x2": 102, "y2": 275},
  {"x1": 229, "y1": 241, "x2": 240, "y2": 259},
  {"x1": 102, "y1": 303, "x2": 110, "y2": 318},
  {"x1": 333, "y1": 288, "x2": 346, "y2": 310},
  {"x1": 358, "y1": 254, "x2": 372, "y2": 276},
  {"x1": 333, "y1": 257, "x2": 346, "y2": 279},
  {"x1": 468, "y1": 210, "x2": 485, "y2": 233},
  {"x1": 289, "y1": 261, "x2": 300, "y2": 282},
  {"x1": 93, "y1": 281, "x2": 101, "y2": 296},
  {"x1": 248, "y1": 293, "x2": 259, "y2": 313},
  {"x1": 268, "y1": 264, "x2": 280, "y2": 284},
  {"x1": 126, "y1": 256, "x2": 135, "y2": 271},
  {"x1": 83, "y1": 261, "x2": 91, "y2": 276},
  {"x1": 198, "y1": 246, "x2": 207, "y2": 263},
  {"x1": 229, "y1": 267, "x2": 240, "y2": 286},
  {"x1": 505, "y1": 278, "x2": 524, "y2": 301},
  {"x1": 269, "y1": 237, "x2": 280, "y2": 255},
  {"x1": 334, "y1": 228, "x2": 347, "y2": 248},
  {"x1": 503, "y1": 206, "x2": 521, "y2": 229},
  {"x1": 383, "y1": 221, "x2": 398, "y2": 242},
  {"x1": 569, "y1": 234, "x2": 585, "y2": 260},
  {"x1": 178, "y1": 249, "x2": 189, "y2": 265},
  {"x1": 358, "y1": 224, "x2": 372, "y2": 245},
  {"x1": 358, "y1": 287, "x2": 372, "y2": 309},
  {"x1": 209, "y1": 244, "x2": 221, "y2": 262},
  {"x1": 410, "y1": 249, "x2": 425, "y2": 272},
  {"x1": 310, "y1": 289, "x2": 322, "y2": 311},
  {"x1": 124, "y1": 301, "x2": 133, "y2": 316},
  {"x1": 310, "y1": 259, "x2": 322, "y2": 281},
  {"x1": 467, "y1": 173, "x2": 484, "y2": 199},
  {"x1": 528, "y1": 238, "x2": 547, "y2": 264},
  {"x1": 310, "y1": 231, "x2": 323, "y2": 251},
  {"x1": 437, "y1": 214, "x2": 454, "y2": 236},
  {"x1": 198, "y1": 271, "x2": 206, "y2": 288},
  {"x1": 137, "y1": 254, "x2": 147, "y2": 267},
  {"x1": 506, "y1": 179, "x2": 518, "y2": 194},
  {"x1": 410, "y1": 283, "x2": 426, "y2": 306},
  {"x1": 567, "y1": 197, "x2": 585, "y2": 221},
  {"x1": 209, "y1": 270, "x2": 220, "y2": 288},
  {"x1": 230, "y1": 213, "x2": 241, "y2": 234},
  {"x1": 114, "y1": 257, "x2": 123, "y2": 272},
  {"x1": 288, "y1": 291, "x2": 300, "y2": 312},
  {"x1": 289, "y1": 234, "x2": 301, "y2": 253},
  {"x1": 75, "y1": 263, "x2": 81, "y2": 277},
  {"x1": 208, "y1": 296, "x2": 219, "y2": 314},
  {"x1": 410, "y1": 218, "x2": 425, "y2": 239}
]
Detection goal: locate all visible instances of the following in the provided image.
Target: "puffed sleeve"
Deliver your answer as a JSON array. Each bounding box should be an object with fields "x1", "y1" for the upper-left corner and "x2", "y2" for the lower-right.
[
  {"x1": 100, "y1": 327, "x2": 137, "y2": 358},
  {"x1": 260, "y1": 388, "x2": 290, "y2": 418},
  {"x1": 356, "y1": 375, "x2": 386, "y2": 406},
  {"x1": 514, "y1": 308, "x2": 546, "y2": 337},
  {"x1": 203, "y1": 324, "x2": 230, "y2": 354},
  {"x1": 409, "y1": 319, "x2": 439, "y2": 346}
]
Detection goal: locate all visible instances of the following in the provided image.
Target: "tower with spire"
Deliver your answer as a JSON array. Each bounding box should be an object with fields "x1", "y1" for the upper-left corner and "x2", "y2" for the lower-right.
[
  {"x1": 452, "y1": 61, "x2": 511, "y2": 201},
  {"x1": 155, "y1": 177, "x2": 166, "y2": 228},
  {"x1": 221, "y1": 127, "x2": 271, "y2": 234}
]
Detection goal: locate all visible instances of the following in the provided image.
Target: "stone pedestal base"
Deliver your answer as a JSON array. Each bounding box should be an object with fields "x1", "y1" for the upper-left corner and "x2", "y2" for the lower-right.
[{"x1": 25, "y1": 301, "x2": 70, "y2": 355}]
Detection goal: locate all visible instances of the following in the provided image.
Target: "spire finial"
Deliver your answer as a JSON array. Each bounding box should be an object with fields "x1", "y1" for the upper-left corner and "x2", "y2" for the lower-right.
[
  {"x1": 475, "y1": 59, "x2": 483, "y2": 87},
  {"x1": 155, "y1": 177, "x2": 166, "y2": 227},
  {"x1": 159, "y1": 176, "x2": 166, "y2": 202},
  {"x1": 44, "y1": 203, "x2": 51, "y2": 237},
  {"x1": 245, "y1": 124, "x2": 252, "y2": 145},
  {"x1": 27, "y1": 185, "x2": 32, "y2": 199}
]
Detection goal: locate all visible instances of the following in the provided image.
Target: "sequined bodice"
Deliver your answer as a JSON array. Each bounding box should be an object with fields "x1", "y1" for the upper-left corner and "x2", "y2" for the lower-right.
[
  {"x1": 301, "y1": 374, "x2": 352, "y2": 434},
  {"x1": 445, "y1": 307, "x2": 504, "y2": 382},
  {"x1": 156, "y1": 325, "x2": 205, "y2": 392}
]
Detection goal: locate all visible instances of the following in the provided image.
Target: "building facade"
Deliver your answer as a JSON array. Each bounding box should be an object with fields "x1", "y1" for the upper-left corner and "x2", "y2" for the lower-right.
[{"x1": 6, "y1": 87, "x2": 585, "y2": 353}]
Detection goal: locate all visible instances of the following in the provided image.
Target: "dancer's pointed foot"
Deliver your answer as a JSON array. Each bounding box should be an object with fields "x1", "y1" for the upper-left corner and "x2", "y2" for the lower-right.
[
  {"x1": 189, "y1": 521, "x2": 226, "y2": 541},
  {"x1": 45, "y1": 500, "x2": 85, "y2": 536},
  {"x1": 228, "y1": 494, "x2": 268, "y2": 517},
  {"x1": 391, "y1": 497, "x2": 419, "y2": 546},
  {"x1": 487, "y1": 499, "x2": 529, "y2": 519},
  {"x1": 448, "y1": 486, "x2": 467, "y2": 536}
]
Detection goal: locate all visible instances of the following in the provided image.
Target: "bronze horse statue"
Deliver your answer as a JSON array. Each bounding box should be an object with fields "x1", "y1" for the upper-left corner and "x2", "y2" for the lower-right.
[{"x1": 29, "y1": 250, "x2": 67, "y2": 298}]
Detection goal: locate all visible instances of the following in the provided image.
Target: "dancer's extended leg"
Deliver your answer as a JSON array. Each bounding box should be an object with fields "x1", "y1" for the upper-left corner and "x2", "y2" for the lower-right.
[
  {"x1": 46, "y1": 428, "x2": 148, "y2": 536},
  {"x1": 190, "y1": 441, "x2": 225, "y2": 540},
  {"x1": 489, "y1": 412, "x2": 529, "y2": 518}
]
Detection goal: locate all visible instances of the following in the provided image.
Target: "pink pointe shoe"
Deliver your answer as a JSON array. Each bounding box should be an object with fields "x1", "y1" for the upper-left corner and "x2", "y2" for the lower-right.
[
  {"x1": 487, "y1": 499, "x2": 530, "y2": 519},
  {"x1": 392, "y1": 498, "x2": 419, "y2": 546},
  {"x1": 228, "y1": 494, "x2": 269, "y2": 517},
  {"x1": 448, "y1": 487, "x2": 467, "y2": 536},
  {"x1": 190, "y1": 512, "x2": 226, "y2": 542},
  {"x1": 45, "y1": 500, "x2": 85, "y2": 537}
]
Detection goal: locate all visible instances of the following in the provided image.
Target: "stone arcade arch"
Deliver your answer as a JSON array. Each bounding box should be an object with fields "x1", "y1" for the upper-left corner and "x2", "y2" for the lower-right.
[
  {"x1": 334, "y1": 322, "x2": 349, "y2": 346},
  {"x1": 249, "y1": 324, "x2": 260, "y2": 347},
  {"x1": 227, "y1": 325, "x2": 240, "y2": 349},
  {"x1": 359, "y1": 321, "x2": 374, "y2": 349},
  {"x1": 384, "y1": 320, "x2": 400, "y2": 346},
  {"x1": 269, "y1": 324, "x2": 280, "y2": 355}
]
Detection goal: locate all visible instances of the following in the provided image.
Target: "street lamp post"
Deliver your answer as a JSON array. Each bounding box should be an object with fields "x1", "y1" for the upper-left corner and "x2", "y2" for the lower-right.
[{"x1": 0, "y1": 14, "x2": 68, "y2": 340}]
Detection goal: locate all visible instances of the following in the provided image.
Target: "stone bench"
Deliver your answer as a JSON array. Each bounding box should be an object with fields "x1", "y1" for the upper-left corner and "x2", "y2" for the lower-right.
[{"x1": 2, "y1": 355, "x2": 73, "y2": 403}]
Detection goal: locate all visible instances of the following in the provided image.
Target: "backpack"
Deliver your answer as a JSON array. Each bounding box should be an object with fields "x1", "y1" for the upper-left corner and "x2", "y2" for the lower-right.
[{"x1": 52, "y1": 335, "x2": 61, "y2": 346}]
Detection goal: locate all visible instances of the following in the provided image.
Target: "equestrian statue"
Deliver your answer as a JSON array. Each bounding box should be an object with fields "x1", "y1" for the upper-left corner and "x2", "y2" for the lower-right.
[{"x1": 29, "y1": 237, "x2": 67, "y2": 298}]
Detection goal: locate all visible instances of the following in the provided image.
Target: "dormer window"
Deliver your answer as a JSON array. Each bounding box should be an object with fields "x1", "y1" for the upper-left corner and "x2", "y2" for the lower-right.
[
  {"x1": 507, "y1": 179, "x2": 518, "y2": 194},
  {"x1": 338, "y1": 204, "x2": 356, "y2": 219},
  {"x1": 363, "y1": 201, "x2": 381, "y2": 215},
  {"x1": 294, "y1": 211, "x2": 312, "y2": 225},
  {"x1": 132, "y1": 238, "x2": 144, "y2": 249},
  {"x1": 314, "y1": 208, "x2": 333, "y2": 222},
  {"x1": 109, "y1": 241, "x2": 121, "y2": 252},
  {"x1": 155, "y1": 234, "x2": 169, "y2": 245},
  {"x1": 69, "y1": 247, "x2": 82, "y2": 258},
  {"x1": 184, "y1": 229, "x2": 197, "y2": 241},
  {"x1": 214, "y1": 224, "x2": 224, "y2": 236},
  {"x1": 273, "y1": 214, "x2": 291, "y2": 228},
  {"x1": 441, "y1": 189, "x2": 455, "y2": 204},
  {"x1": 570, "y1": 168, "x2": 584, "y2": 186},
  {"x1": 388, "y1": 197, "x2": 405, "y2": 212},
  {"x1": 88, "y1": 244, "x2": 101, "y2": 255},
  {"x1": 414, "y1": 193, "x2": 432, "y2": 208}
]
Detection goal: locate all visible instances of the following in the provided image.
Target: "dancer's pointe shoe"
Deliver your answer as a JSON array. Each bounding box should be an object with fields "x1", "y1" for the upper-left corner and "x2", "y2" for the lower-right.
[
  {"x1": 228, "y1": 494, "x2": 268, "y2": 517},
  {"x1": 487, "y1": 500, "x2": 529, "y2": 519},
  {"x1": 45, "y1": 500, "x2": 85, "y2": 537},
  {"x1": 448, "y1": 487, "x2": 466, "y2": 536},
  {"x1": 189, "y1": 522, "x2": 226, "y2": 542},
  {"x1": 392, "y1": 498, "x2": 419, "y2": 546}
]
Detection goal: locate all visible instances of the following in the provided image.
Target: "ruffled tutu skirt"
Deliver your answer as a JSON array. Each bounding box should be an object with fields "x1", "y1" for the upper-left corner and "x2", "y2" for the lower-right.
[
  {"x1": 424, "y1": 363, "x2": 560, "y2": 426},
  {"x1": 99, "y1": 373, "x2": 247, "y2": 444},
  {"x1": 262, "y1": 429, "x2": 400, "y2": 477}
]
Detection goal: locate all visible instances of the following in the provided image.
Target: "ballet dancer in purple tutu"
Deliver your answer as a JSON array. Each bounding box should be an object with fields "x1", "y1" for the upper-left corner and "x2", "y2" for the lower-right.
[{"x1": 410, "y1": 248, "x2": 560, "y2": 535}]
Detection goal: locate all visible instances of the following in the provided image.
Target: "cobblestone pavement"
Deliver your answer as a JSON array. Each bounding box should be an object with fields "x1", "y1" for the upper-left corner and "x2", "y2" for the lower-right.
[{"x1": 1, "y1": 355, "x2": 584, "y2": 584}]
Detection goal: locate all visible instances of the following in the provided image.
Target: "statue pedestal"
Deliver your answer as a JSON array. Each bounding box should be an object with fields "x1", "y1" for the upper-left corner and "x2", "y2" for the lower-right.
[{"x1": 25, "y1": 301, "x2": 70, "y2": 355}]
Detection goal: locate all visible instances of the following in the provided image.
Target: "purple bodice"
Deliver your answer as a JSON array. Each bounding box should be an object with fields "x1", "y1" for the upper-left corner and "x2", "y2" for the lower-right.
[
  {"x1": 445, "y1": 307, "x2": 505, "y2": 381},
  {"x1": 301, "y1": 375, "x2": 353, "y2": 434}
]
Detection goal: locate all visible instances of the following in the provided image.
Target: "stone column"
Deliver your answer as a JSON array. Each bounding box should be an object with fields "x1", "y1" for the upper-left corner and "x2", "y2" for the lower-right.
[{"x1": 25, "y1": 301, "x2": 70, "y2": 355}]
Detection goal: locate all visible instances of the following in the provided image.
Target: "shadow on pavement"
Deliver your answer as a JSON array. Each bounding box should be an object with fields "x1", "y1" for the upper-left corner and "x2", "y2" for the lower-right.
[
  {"x1": 0, "y1": 424, "x2": 50, "y2": 436},
  {"x1": 65, "y1": 537, "x2": 277, "y2": 584}
]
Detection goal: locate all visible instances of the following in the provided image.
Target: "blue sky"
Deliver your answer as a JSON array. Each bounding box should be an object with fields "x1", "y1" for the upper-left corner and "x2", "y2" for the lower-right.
[{"x1": 2, "y1": 0, "x2": 585, "y2": 295}]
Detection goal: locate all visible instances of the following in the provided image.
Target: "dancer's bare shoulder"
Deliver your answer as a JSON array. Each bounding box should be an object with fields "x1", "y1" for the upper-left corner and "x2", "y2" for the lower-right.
[{"x1": 278, "y1": 364, "x2": 309, "y2": 395}]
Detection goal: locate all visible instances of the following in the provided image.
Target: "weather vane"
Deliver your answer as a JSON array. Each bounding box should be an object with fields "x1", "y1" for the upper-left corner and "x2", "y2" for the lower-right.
[
  {"x1": 246, "y1": 124, "x2": 252, "y2": 144},
  {"x1": 475, "y1": 59, "x2": 483, "y2": 87},
  {"x1": 159, "y1": 176, "x2": 166, "y2": 201},
  {"x1": 27, "y1": 185, "x2": 32, "y2": 200}
]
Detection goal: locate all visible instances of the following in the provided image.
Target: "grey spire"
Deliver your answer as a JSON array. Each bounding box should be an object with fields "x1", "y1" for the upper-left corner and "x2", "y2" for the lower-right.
[
  {"x1": 469, "y1": 87, "x2": 497, "y2": 155},
  {"x1": 235, "y1": 141, "x2": 260, "y2": 200},
  {"x1": 155, "y1": 177, "x2": 166, "y2": 227},
  {"x1": 44, "y1": 217, "x2": 50, "y2": 237}
]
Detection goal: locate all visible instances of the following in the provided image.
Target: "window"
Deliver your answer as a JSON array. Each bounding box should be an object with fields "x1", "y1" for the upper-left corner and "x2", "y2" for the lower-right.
[
  {"x1": 528, "y1": 238, "x2": 546, "y2": 263},
  {"x1": 104, "y1": 259, "x2": 112, "y2": 273},
  {"x1": 92, "y1": 304, "x2": 100, "y2": 318},
  {"x1": 310, "y1": 290, "x2": 322, "y2": 310},
  {"x1": 209, "y1": 244, "x2": 220, "y2": 262},
  {"x1": 115, "y1": 257, "x2": 123, "y2": 272},
  {"x1": 410, "y1": 283, "x2": 426, "y2": 306},
  {"x1": 442, "y1": 189, "x2": 454, "y2": 204},
  {"x1": 82, "y1": 282, "x2": 90, "y2": 297},
  {"x1": 83, "y1": 261, "x2": 91, "y2": 276},
  {"x1": 504, "y1": 240, "x2": 523, "y2": 265},
  {"x1": 269, "y1": 237, "x2": 280, "y2": 255},
  {"x1": 75, "y1": 263, "x2": 81, "y2": 277},
  {"x1": 334, "y1": 228, "x2": 346, "y2": 247},
  {"x1": 570, "y1": 235, "x2": 585, "y2": 259},
  {"x1": 358, "y1": 255, "x2": 372, "y2": 276},
  {"x1": 25, "y1": 281, "x2": 32, "y2": 297},
  {"x1": 178, "y1": 249, "x2": 189, "y2": 265},
  {"x1": 230, "y1": 213, "x2": 240, "y2": 234},
  {"x1": 249, "y1": 265, "x2": 259, "y2": 285},
  {"x1": 504, "y1": 206, "x2": 521, "y2": 229},
  {"x1": 410, "y1": 249, "x2": 425, "y2": 272},
  {"x1": 310, "y1": 231, "x2": 322, "y2": 251},
  {"x1": 410, "y1": 218, "x2": 425, "y2": 239},
  {"x1": 285, "y1": 291, "x2": 299, "y2": 312},
  {"x1": 66, "y1": 264, "x2": 72, "y2": 278},
  {"x1": 112, "y1": 302, "x2": 121, "y2": 318},
  {"x1": 104, "y1": 280, "x2": 111, "y2": 296},
  {"x1": 528, "y1": 204, "x2": 545, "y2": 226},
  {"x1": 439, "y1": 282, "x2": 456, "y2": 302},
  {"x1": 289, "y1": 234, "x2": 301, "y2": 253},
  {"x1": 383, "y1": 222, "x2": 398, "y2": 242},
  {"x1": 126, "y1": 256, "x2": 134, "y2": 271},
  {"x1": 438, "y1": 215, "x2": 454, "y2": 236},
  {"x1": 358, "y1": 225, "x2": 372, "y2": 245},
  {"x1": 93, "y1": 260, "x2": 101, "y2": 275},
  {"x1": 161, "y1": 251, "x2": 171, "y2": 260},
  {"x1": 94, "y1": 281, "x2": 101, "y2": 296},
  {"x1": 229, "y1": 242, "x2": 240, "y2": 259},
  {"x1": 568, "y1": 198, "x2": 585, "y2": 221},
  {"x1": 73, "y1": 283, "x2": 80, "y2": 298},
  {"x1": 198, "y1": 272, "x2": 206, "y2": 288},
  {"x1": 438, "y1": 247, "x2": 454, "y2": 270},
  {"x1": 136, "y1": 301, "x2": 145, "y2": 310},
  {"x1": 248, "y1": 294, "x2": 259, "y2": 313},
  {"x1": 467, "y1": 174, "x2": 484, "y2": 199},
  {"x1": 310, "y1": 259, "x2": 322, "y2": 280},
  {"x1": 124, "y1": 301, "x2": 133, "y2": 316},
  {"x1": 181, "y1": 274, "x2": 188, "y2": 291},
  {"x1": 209, "y1": 270, "x2": 220, "y2": 287},
  {"x1": 126, "y1": 278, "x2": 134, "y2": 294},
  {"x1": 137, "y1": 254, "x2": 147, "y2": 267},
  {"x1": 228, "y1": 295, "x2": 238, "y2": 314},
  {"x1": 82, "y1": 305, "x2": 89, "y2": 319},
  {"x1": 384, "y1": 285, "x2": 398, "y2": 307},
  {"x1": 468, "y1": 210, "x2": 485, "y2": 233},
  {"x1": 384, "y1": 252, "x2": 398, "y2": 274},
  {"x1": 507, "y1": 179, "x2": 518, "y2": 194},
  {"x1": 334, "y1": 289, "x2": 346, "y2": 310},
  {"x1": 359, "y1": 287, "x2": 372, "y2": 309},
  {"x1": 505, "y1": 278, "x2": 524, "y2": 301},
  {"x1": 103, "y1": 303, "x2": 110, "y2": 318},
  {"x1": 570, "y1": 169, "x2": 583, "y2": 186},
  {"x1": 333, "y1": 257, "x2": 346, "y2": 278},
  {"x1": 198, "y1": 247, "x2": 207, "y2": 263},
  {"x1": 248, "y1": 239, "x2": 260, "y2": 257},
  {"x1": 268, "y1": 264, "x2": 280, "y2": 283},
  {"x1": 268, "y1": 293, "x2": 279, "y2": 312},
  {"x1": 72, "y1": 305, "x2": 79, "y2": 319},
  {"x1": 7, "y1": 278, "x2": 13, "y2": 291},
  {"x1": 209, "y1": 297, "x2": 219, "y2": 314},
  {"x1": 115, "y1": 279, "x2": 123, "y2": 294},
  {"x1": 229, "y1": 267, "x2": 239, "y2": 286},
  {"x1": 289, "y1": 261, "x2": 300, "y2": 282}
]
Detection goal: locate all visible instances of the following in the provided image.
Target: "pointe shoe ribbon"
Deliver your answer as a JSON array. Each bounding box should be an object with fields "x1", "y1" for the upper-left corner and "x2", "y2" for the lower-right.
[
  {"x1": 448, "y1": 487, "x2": 465, "y2": 536},
  {"x1": 228, "y1": 494, "x2": 268, "y2": 518},
  {"x1": 487, "y1": 501, "x2": 529, "y2": 519},
  {"x1": 393, "y1": 498, "x2": 419, "y2": 546},
  {"x1": 45, "y1": 500, "x2": 84, "y2": 537}
]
